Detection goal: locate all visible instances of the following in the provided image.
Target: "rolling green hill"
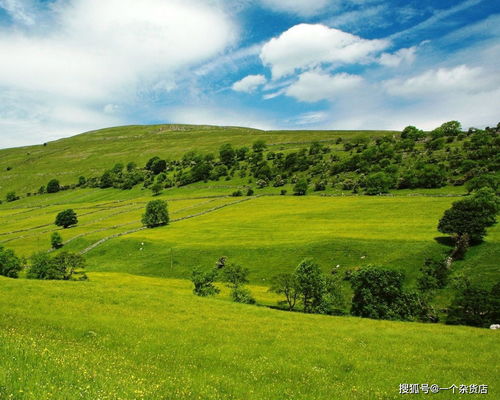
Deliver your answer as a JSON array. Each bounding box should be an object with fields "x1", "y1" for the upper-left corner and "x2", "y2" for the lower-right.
[
  {"x1": 0, "y1": 124, "x2": 394, "y2": 198},
  {"x1": 0, "y1": 124, "x2": 498, "y2": 399}
]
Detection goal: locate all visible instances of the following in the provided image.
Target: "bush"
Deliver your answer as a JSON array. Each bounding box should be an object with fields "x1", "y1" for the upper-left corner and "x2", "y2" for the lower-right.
[
  {"x1": 151, "y1": 182, "x2": 163, "y2": 196},
  {"x1": 364, "y1": 172, "x2": 391, "y2": 195},
  {"x1": 142, "y1": 200, "x2": 169, "y2": 228},
  {"x1": 191, "y1": 267, "x2": 220, "y2": 297},
  {"x1": 280, "y1": 189, "x2": 287, "y2": 196},
  {"x1": 47, "y1": 179, "x2": 61, "y2": 193},
  {"x1": 293, "y1": 179, "x2": 308, "y2": 196},
  {"x1": 231, "y1": 287, "x2": 256, "y2": 304},
  {"x1": 0, "y1": 246, "x2": 22, "y2": 278},
  {"x1": 246, "y1": 188, "x2": 254, "y2": 196},
  {"x1": 51, "y1": 232, "x2": 63, "y2": 249},
  {"x1": 232, "y1": 190, "x2": 243, "y2": 197},
  {"x1": 417, "y1": 258, "x2": 450, "y2": 292},
  {"x1": 27, "y1": 251, "x2": 87, "y2": 281},
  {"x1": 6, "y1": 192, "x2": 19, "y2": 202},
  {"x1": 446, "y1": 281, "x2": 498, "y2": 328},
  {"x1": 55, "y1": 209, "x2": 78, "y2": 228},
  {"x1": 350, "y1": 266, "x2": 424, "y2": 321}
]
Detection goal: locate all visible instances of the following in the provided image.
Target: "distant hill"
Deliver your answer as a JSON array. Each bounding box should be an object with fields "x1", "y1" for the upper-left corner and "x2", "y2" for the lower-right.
[{"x1": 0, "y1": 124, "x2": 395, "y2": 197}]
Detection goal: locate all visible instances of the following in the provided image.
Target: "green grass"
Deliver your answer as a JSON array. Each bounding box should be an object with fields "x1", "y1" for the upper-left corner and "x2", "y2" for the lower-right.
[
  {"x1": 0, "y1": 124, "x2": 395, "y2": 198},
  {"x1": 1, "y1": 273, "x2": 498, "y2": 400}
]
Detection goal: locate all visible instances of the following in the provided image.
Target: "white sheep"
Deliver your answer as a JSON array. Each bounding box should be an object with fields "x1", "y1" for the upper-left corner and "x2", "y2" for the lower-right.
[{"x1": 490, "y1": 324, "x2": 500, "y2": 330}]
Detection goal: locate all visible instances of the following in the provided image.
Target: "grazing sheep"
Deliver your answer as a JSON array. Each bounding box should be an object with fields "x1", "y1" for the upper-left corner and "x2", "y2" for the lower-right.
[{"x1": 490, "y1": 324, "x2": 500, "y2": 330}]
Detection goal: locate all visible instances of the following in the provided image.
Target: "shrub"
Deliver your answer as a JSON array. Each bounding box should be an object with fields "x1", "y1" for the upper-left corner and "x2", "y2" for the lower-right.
[
  {"x1": 417, "y1": 258, "x2": 450, "y2": 292},
  {"x1": 47, "y1": 179, "x2": 61, "y2": 193},
  {"x1": 446, "y1": 281, "x2": 498, "y2": 328},
  {"x1": 151, "y1": 182, "x2": 163, "y2": 196},
  {"x1": 51, "y1": 232, "x2": 63, "y2": 249},
  {"x1": 246, "y1": 188, "x2": 254, "y2": 196},
  {"x1": 231, "y1": 287, "x2": 256, "y2": 304},
  {"x1": 142, "y1": 200, "x2": 169, "y2": 228},
  {"x1": 293, "y1": 179, "x2": 308, "y2": 196},
  {"x1": 364, "y1": 172, "x2": 391, "y2": 195},
  {"x1": 55, "y1": 209, "x2": 78, "y2": 228},
  {"x1": 350, "y1": 266, "x2": 423, "y2": 321},
  {"x1": 28, "y1": 252, "x2": 87, "y2": 281},
  {"x1": 191, "y1": 267, "x2": 220, "y2": 297},
  {"x1": 0, "y1": 246, "x2": 22, "y2": 278},
  {"x1": 6, "y1": 192, "x2": 19, "y2": 202},
  {"x1": 280, "y1": 189, "x2": 287, "y2": 196},
  {"x1": 232, "y1": 190, "x2": 243, "y2": 197}
]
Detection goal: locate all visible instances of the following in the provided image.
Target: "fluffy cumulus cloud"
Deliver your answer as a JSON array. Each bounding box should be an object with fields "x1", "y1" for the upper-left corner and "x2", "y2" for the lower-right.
[
  {"x1": 232, "y1": 74, "x2": 267, "y2": 93},
  {"x1": 379, "y1": 46, "x2": 417, "y2": 67},
  {"x1": 286, "y1": 71, "x2": 363, "y2": 102},
  {"x1": 0, "y1": 0, "x2": 236, "y2": 145},
  {"x1": 260, "y1": 24, "x2": 389, "y2": 79}
]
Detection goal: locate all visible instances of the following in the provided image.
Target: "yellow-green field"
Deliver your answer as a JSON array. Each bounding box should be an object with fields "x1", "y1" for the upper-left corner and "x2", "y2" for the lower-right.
[{"x1": 1, "y1": 273, "x2": 498, "y2": 400}]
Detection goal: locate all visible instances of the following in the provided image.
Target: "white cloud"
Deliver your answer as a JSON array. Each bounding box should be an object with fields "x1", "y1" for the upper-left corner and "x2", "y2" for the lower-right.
[
  {"x1": 0, "y1": 0, "x2": 236, "y2": 147},
  {"x1": 259, "y1": 0, "x2": 330, "y2": 17},
  {"x1": 232, "y1": 74, "x2": 267, "y2": 93},
  {"x1": 0, "y1": 0, "x2": 35, "y2": 25},
  {"x1": 287, "y1": 111, "x2": 329, "y2": 126},
  {"x1": 260, "y1": 24, "x2": 389, "y2": 79},
  {"x1": 385, "y1": 65, "x2": 495, "y2": 96},
  {"x1": 379, "y1": 46, "x2": 417, "y2": 67},
  {"x1": 286, "y1": 71, "x2": 363, "y2": 102}
]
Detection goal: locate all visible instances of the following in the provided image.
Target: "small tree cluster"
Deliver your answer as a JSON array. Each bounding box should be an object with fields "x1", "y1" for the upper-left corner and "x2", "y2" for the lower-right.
[
  {"x1": 55, "y1": 209, "x2": 78, "y2": 228},
  {"x1": 27, "y1": 252, "x2": 87, "y2": 281},
  {"x1": 0, "y1": 245, "x2": 22, "y2": 278}
]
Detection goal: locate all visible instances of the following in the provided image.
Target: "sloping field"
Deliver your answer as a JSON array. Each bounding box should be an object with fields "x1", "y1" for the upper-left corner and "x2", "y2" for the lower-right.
[
  {"x1": 0, "y1": 273, "x2": 497, "y2": 400},
  {"x1": 0, "y1": 124, "x2": 394, "y2": 197}
]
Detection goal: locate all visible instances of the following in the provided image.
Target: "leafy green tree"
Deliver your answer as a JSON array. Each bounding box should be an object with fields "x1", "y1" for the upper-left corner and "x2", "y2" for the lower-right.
[
  {"x1": 100, "y1": 170, "x2": 114, "y2": 188},
  {"x1": 191, "y1": 267, "x2": 220, "y2": 297},
  {"x1": 145, "y1": 156, "x2": 160, "y2": 171},
  {"x1": 219, "y1": 144, "x2": 236, "y2": 167},
  {"x1": 151, "y1": 182, "x2": 163, "y2": 196},
  {"x1": 221, "y1": 263, "x2": 255, "y2": 304},
  {"x1": 6, "y1": 192, "x2": 19, "y2": 202},
  {"x1": 78, "y1": 176, "x2": 86, "y2": 186},
  {"x1": 401, "y1": 126, "x2": 425, "y2": 141},
  {"x1": 269, "y1": 273, "x2": 300, "y2": 311},
  {"x1": 126, "y1": 162, "x2": 137, "y2": 172},
  {"x1": 51, "y1": 232, "x2": 63, "y2": 249},
  {"x1": 440, "y1": 120, "x2": 462, "y2": 136},
  {"x1": 0, "y1": 245, "x2": 22, "y2": 278},
  {"x1": 252, "y1": 140, "x2": 267, "y2": 153},
  {"x1": 142, "y1": 200, "x2": 169, "y2": 228},
  {"x1": 466, "y1": 174, "x2": 499, "y2": 194},
  {"x1": 446, "y1": 280, "x2": 496, "y2": 327},
  {"x1": 55, "y1": 209, "x2": 78, "y2": 229},
  {"x1": 191, "y1": 162, "x2": 212, "y2": 182},
  {"x1": 28, "y1": 252, "x2": 87, "y2": 281},
  {"x1": 47, "y1": 179, "x2": 61, "y2": 193},
  {"x1": 438, "y1": 188, "x2": 499, "y2": 245},
  {"x1": 151, "y1": 159, "x2": 167, "y2": 175},
  {"x1": 293, "y1": 179, "x2": 308, "y2": 196},
  {"x1": 236, "y1": 146, "x2": 249, "y2": 161},
  {"x1": 350, "y1": 267, "x2": 422, "y2": 321},
  {"x1": 231, "y1": 287, "x2": 256, "y2": 304},
  {"x1": 417, "y1": 258, "x2": 450, "y2": 292},
  {"x1": 417, "y1": 165, "x2": 447, "y2": 188},
  {"x1": 364, "y1": 172, "x2": 391, "y2": 195},
  {"x1": 295, "y1": 259, "x2": 325, "y2": 313}
]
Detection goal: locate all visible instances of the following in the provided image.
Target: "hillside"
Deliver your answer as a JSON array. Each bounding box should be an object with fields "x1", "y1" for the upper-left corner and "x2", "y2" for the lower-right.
[
  {"x1": 0, "y1": 124, "x2": 394, "y2": 198},
  {"x1": 1, "y1": 273, "x2": 497, "y2": 400}
]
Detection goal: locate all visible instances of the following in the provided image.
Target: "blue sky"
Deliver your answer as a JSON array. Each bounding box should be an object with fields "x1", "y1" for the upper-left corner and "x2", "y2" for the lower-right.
[{"x1": 0, "y1": 0, "x2": 499, "y2": 147}]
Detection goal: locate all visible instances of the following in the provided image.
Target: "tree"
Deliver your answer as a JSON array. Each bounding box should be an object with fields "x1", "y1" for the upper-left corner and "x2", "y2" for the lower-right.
[
  {"x1": 191, "y1": 267, "x2": 220, "y2": 297},
  {"x1": 51, "y1": 232, "x2": 63, "y2": 249},
  {"x1": 221, "y1": 263, "x2": 255, "y2": 304},
  {"x1": 295, "y1": 259, "x2": 325, "y2": 313},
  {"x1": 293, "y1": 179, "x2": 308, "y2": 196},
  {"x1": 151, "y1": 159, "x2": 167, "y2": 175},
  {"x1": 269, "y1": 273, "x2": 300, "y2": 311},
  {"x1": 219, "y1": 144, "x2": 236, "y2": 167},
  {"x1": 100, "y1": 171, "x2": 114, "y2": 188},
  {"x1": 438, "y1": 188, "x2": 499, "y2": 246},
  {"x1": 55, "y1": 209, "x2": 78, "y2": 229},
  {"x1": 27, "y1": 251, "x2": 87, "y2": 281},
  {"x1": 47, "y1": 179, "x2": 61, "y2": 193},
  {"x1": 364, "y1": 172, "x2": 391, "y2": 195},
  {"x1": 252, "y1": 140, "x2": 267, "y2": 153},
  {"x1": 446, "y1": 280, "x2": 496, "y2": 327},
  {"x1": 401, "y1": 126, "x2": 424, "y2": 141},
  {"x1": 0, "y1": 245, "x2": 22, "y2": 278},
  {"x1": 142, "y1": 200, "x2": 169, "y2": 228},
  {"x1": 349, "y1": 266, "x2": 422, "y2": 321},
  {"x1": 6, "y1": 192, "x2": 19, "y2": 202},
  {"x1": 151, "y1": 182, "x2": 163, "y2": 196},
  {"x1": 466, "y1": 174, "x2": 499, "y2": 194}
]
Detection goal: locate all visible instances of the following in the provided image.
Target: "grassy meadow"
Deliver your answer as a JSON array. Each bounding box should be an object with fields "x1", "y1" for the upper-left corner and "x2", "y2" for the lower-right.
[
  {"x1": 0, "y1": 125, "x2": 499, "y2": 399},
  {"x1": 1, "y1": 273, "x2": 498, "y2": 400}
]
